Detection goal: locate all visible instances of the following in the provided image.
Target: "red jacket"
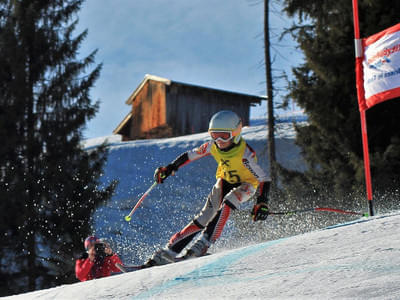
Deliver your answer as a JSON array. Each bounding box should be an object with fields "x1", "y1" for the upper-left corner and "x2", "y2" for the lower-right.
[{"x1": 75, "y1": 253, "x2": 123, "y2": 281}]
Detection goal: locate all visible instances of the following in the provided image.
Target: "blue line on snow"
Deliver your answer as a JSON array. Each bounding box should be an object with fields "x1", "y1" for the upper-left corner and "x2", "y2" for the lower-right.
[
  {"x1": 133, "y1": 238, "x2": 285, "y2": 299},
  {"x1": 324, "y1": 213, "x2": 399, "y2": 230}
]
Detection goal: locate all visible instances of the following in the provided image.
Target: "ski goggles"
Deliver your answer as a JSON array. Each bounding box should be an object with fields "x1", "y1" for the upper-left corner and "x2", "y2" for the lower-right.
[{"x1": 209, "y1": 131, "x2": 233, "y2": 142}]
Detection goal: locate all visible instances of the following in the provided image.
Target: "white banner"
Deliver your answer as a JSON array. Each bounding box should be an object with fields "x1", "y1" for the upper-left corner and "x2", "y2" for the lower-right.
[{"x1": 362, "y1": 23, "x2": 400, "y2": 109}]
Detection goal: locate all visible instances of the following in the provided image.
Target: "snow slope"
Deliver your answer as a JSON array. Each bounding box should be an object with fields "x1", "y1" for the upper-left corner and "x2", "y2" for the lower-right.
[
  {"x1": 6, "y1": 213, "x2": 400, "y2": 299},
  {"x1": 5, "y1": 118, "x2": 400, "y2": 299}
]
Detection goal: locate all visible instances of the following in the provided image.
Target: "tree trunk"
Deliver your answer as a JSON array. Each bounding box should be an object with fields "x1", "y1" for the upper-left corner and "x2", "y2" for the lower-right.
[
  {"x1": 264, "y1": 0, "x2": 277, "y2": 187},
  {"x1": 26, "y1": 57, "x2": 37, "y2": 291}
]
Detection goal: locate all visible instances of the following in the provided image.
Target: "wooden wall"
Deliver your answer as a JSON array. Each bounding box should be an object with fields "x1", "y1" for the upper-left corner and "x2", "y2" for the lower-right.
[
  {"x1": 165, "y1": 83, "x2": 251, "y2": 137},
  {"x1": 129, "y1": 80, "x2": 170, "y2": 139}
]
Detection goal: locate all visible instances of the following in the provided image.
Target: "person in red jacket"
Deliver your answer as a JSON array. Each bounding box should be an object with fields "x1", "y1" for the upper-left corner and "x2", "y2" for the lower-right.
[{"x1": 75, "y1": 236, "x2": 124, "y2": 281}]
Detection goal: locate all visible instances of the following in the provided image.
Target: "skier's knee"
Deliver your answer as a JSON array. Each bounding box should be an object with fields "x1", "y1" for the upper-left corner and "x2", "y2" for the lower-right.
[
  {"x1": 223, "y1": 199, "x2": 238, "y2": 210},
  {"x1": 223, "y1": 189, "x2": 244, "y2": 209},
  {"x1": 169, "y1": 222, "x2": 203, "y2": 245}
]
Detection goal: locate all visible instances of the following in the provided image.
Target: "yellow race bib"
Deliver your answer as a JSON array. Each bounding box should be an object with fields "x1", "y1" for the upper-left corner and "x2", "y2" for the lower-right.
[{"x1": 210, "y1": 139, "x2": 259, "y2": 188}]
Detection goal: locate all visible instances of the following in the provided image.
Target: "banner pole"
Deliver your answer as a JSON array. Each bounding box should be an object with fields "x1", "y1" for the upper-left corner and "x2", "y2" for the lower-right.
[
  {"x1": 360, "y1": 111, "x2": 374, "y2": 216},
  {"x1": 352, "y1": 0, "x2": 374, "y2": 216}
]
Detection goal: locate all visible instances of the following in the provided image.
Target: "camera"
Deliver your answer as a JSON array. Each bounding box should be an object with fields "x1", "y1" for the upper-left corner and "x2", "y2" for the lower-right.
[{"x1": 94, "y1": 242, "x2": 106, "y2": 261}]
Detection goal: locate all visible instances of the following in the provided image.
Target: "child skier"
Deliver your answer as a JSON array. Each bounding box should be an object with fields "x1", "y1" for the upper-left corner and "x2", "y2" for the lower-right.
[{"x1": 145, "y1": 110, "x2": 270, "y2": 266}]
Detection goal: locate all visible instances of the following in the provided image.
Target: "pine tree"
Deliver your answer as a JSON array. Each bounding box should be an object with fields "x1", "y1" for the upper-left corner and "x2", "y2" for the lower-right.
[
  {"x1": 280, "y1": 0, "x2": 400, "y2": 202},
  {"x1": 0, "y1": 0, "x2": 116, "y2": 295}
]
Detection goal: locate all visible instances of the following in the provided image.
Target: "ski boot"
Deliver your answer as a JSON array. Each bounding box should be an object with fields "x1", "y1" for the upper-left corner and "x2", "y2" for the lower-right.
[
  {"x1": 144, "y1": 248, "x2": 177, "y2": 267},
  {"x1": 183, "y1": 234, "x2": 211, "y2": 259}
]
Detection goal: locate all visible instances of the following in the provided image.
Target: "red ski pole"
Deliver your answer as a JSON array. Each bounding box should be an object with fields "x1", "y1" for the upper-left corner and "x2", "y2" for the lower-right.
[
  {"x1": 269, "y1": 207, "x2": 368, "y2": 217},
  {"x1": 125, "y1": 181, "x2": 158, "y2": 222},
  {"x1": 314, "y1": 207, "x2": 368, "y2": 216}
]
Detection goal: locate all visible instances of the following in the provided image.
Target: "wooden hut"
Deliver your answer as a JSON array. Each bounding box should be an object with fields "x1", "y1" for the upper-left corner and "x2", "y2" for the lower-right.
[{"x1": 113, "y1": 74, "x2": 263, "y2": 140}]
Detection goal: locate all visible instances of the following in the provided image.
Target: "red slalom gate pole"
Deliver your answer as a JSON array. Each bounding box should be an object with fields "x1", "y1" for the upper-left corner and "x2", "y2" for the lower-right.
[{"x1": 352, "y1": 0, "x2": 374, "y2": 216}]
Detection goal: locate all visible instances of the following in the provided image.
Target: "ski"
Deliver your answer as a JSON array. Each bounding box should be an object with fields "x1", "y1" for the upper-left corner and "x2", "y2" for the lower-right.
[
  {"x1": 174, "y1": 252, "x2": 211, "y2": 262},
  {"x1": 122, "y1": 252, "x2": 212, "y2": 272},
  {"x1": 118, "y1": 264, "x2": 149, "y2": 272}
]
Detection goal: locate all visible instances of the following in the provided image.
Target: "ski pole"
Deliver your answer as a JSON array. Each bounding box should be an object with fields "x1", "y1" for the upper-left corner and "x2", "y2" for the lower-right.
[
  {"x1": 124, "y1": 181, "x2": 158, "y2": 222},
  {"x1": 269, "y1": 207, "x2": 368, "y2": 217}
]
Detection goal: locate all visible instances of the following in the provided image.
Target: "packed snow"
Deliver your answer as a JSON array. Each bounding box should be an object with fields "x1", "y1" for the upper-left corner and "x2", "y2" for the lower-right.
[
  {"x1": 7, "y1": 118, "x2": 400, "y2": 299},
  {"x1": 6, "y1": 213, "x2": 400, "y2": 299}
]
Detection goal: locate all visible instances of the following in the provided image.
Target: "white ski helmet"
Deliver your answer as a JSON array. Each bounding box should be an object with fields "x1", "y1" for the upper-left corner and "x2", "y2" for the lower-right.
[{"x1": 208, "y1": 110, "x2": 242, "y2": 144}]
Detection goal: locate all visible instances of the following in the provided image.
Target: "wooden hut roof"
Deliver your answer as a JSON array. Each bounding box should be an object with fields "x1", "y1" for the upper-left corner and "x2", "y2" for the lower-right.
[
  {"x1": 125, "y1": 74, "x2": 264, "y2": 105},
  {"x1": 112, "y1": 112, "x2": 132, "y2": 135},
  {"x1": 125, "y1": 74, "x2": 171, "y2": 105}
]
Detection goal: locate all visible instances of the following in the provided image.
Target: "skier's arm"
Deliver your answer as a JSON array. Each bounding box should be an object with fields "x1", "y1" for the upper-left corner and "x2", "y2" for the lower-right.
[
  {"x1": 109, "y1": 254, "x2": 124, "y2": 273},
  {"x1": 252, "y1": 181, "x2": 270, "y2": 221},
  {"x1": 154, "y1": 152, "x2": 189, "y2": 183},
  {"x1": 154, "y1": 142, "x2": 212, "y2": 183},
  {"x1": 242, "y1": 147, "x2": 270, "y2": 183},
  {"x1": 75, "y1": 256, "x2": 94, "y2": 282},
  {"x1": 255, "y1": 181, "x2": 270, "y2": 204},
  {"x1": 172, "y1": 142, "x2": 213, "y2": 169},
  {"x1": 242, "y1": 146, "x2": 271, "y2": 221}
]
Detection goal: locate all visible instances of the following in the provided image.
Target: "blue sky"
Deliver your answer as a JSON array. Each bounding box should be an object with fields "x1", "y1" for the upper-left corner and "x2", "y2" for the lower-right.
[{"x1": 76, "y1": 0, "x2": 303, "y2": 139}]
